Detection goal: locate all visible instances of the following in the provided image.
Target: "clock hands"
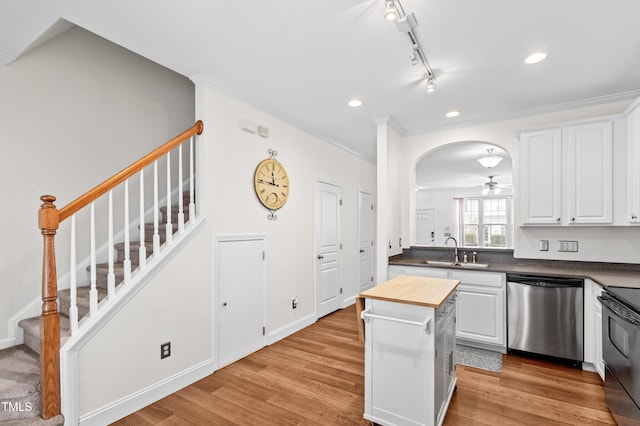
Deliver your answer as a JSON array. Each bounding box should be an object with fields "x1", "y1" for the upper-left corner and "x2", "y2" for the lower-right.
[{"x1": 258, "y1": 178, "x2": 279, "y2": 187}]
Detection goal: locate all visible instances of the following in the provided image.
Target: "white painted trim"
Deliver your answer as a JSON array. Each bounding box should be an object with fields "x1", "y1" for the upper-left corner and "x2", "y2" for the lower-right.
[
  {"x1": 77, "y1": 359, "x2": 215, "y2": 426},
  {"x1": 342, "y1": 295, "x2": 356, "y2": 309},
  {"x1": 212, "y1": 234, "x2": 268, "y2": 371},
  {"x1": 266, "y1": 312, "x2": 317, "y2": 346},
  {"x1": 189, "y1": 73, "x2": 375, "y2": 164},
  {"x1": 0, "y1": 337, "x2": 16, "y2": 350}
]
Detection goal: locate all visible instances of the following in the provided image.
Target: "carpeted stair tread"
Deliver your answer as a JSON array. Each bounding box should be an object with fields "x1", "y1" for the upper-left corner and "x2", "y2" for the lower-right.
[
  {"x1": 0, "y1": 346, "x2": 41, "y2": 422},
  {"x1": 58, "y1": 286, "x2": 108, "y2": 319},
  {"x1": 159, "y1": 206, "x2": 190, "y2": 224},
  {"x1": 18, "y1": 318, "x2": 70, "y2": 355},
  {"x1": 114, "y1": 241, "x2": 154, "y2": 265}
]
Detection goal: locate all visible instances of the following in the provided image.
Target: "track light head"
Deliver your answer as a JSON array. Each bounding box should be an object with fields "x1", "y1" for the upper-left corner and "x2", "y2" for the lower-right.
[{"x1": 384, "y1": 0, "x2": 397, "y2": 20}]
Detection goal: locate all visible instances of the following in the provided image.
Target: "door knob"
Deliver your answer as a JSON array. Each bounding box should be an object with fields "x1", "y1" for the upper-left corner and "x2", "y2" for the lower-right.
[
  {"x1": 222, "y1": 302, "x2": 228, "y2": 307},
  {"x1": 360, "y1": 249, "x2": 365, "y2": 253},
  {"x1": 317, "y1": 254, "x2": 324, "y2": 259}
]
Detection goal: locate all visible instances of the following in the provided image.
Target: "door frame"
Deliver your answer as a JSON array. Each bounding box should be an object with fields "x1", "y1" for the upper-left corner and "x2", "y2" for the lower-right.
[
  {"x1": 212, "y1": 234, "x2": 268, "y2": 370},
  {"x1": 358, "y1": 188, "x2": 375, "y2": 292},
  {"x1": 314, "y1": 178, "x2": 343, "y2": 319}
]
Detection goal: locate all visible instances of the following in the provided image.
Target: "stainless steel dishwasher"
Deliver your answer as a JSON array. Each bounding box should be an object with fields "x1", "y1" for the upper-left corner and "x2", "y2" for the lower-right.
[{"x1": 507, "y1": 273, "x2": 583, "y2": 365}]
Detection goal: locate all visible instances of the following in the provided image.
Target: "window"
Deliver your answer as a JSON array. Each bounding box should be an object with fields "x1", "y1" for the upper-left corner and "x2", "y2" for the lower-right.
[{"x1": 457, "y1": 197, "x2": 512, "y2": 247}]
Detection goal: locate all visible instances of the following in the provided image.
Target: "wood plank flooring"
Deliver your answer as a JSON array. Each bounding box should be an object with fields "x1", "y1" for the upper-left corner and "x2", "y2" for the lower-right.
[{"x1": 113, "y1": 305, "x2": 615, "y2": 425}]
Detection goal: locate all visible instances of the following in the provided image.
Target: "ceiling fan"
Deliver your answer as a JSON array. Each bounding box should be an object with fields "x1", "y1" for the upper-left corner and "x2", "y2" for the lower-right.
[{"x1": 480, "y1": 176, "x2": 510, "y2": 195}]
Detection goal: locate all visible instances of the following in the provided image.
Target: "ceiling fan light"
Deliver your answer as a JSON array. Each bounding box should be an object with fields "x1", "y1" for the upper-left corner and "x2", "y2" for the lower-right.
[{"x1": 481, "y1": 187, "x2": 490, "y2": 196}]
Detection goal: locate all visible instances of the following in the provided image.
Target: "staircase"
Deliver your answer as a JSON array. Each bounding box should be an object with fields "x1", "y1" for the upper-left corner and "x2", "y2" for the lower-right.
[{"x1": 0, "y1": 197, "x2": 189, "y2": 424}]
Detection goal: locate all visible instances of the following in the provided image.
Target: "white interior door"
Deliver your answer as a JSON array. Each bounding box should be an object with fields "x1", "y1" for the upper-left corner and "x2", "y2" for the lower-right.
[
  {"x1": 358, "y1": 190, "x2": 375, "y2": 292},
  {"x1": 215, "y1": 235, "x2": 266, "y2": 369},
  {"x1": 315, "y1": 180, "x2": 342, "y2": 318}
]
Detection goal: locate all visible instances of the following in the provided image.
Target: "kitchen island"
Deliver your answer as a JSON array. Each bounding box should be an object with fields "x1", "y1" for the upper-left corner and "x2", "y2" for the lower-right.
[{"x1": 357, "y1": 275, "x2": 460, "y2": 426}]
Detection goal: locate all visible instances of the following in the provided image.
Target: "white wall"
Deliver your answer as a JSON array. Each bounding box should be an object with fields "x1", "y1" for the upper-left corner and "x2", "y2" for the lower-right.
[
  {"x1": 0, "y1": 27, "x2": 195, "y2": 343},
  {"x1": 402, "y1": 99, "x2": 640, "y2": 263},
  {"x1": 192, "y1": 80, "x2": 376, "y2": 334}
]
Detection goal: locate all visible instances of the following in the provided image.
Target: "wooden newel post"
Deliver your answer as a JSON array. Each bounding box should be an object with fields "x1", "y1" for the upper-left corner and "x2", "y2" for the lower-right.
[{"x1": 38, "y1": 195, "x2": 61, "y2": 419}]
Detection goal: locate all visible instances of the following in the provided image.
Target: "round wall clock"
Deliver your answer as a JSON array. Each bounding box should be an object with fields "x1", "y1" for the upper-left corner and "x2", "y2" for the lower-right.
[{"x1": 254, "y1": 149, "x2": 290, "y2": 220}]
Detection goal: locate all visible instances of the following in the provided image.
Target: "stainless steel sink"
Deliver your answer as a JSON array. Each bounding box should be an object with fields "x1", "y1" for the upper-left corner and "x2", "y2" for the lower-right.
[
  {"x1": 423, "y1": 260, "x2": 490, "y2": 268},
  {"x1": 424, "y1": 260, "x2": 455, "y2": 266}
]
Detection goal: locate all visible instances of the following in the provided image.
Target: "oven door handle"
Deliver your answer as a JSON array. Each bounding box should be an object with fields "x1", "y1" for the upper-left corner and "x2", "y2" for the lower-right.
[{"x1": 599, "y1": 295, "x2": 640, "y2": 326}]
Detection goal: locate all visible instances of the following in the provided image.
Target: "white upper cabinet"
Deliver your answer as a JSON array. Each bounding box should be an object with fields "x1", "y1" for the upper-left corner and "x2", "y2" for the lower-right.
[
  {"x1": 626, "y1": 100, "x2": 640, "y2": 224},
  {"x1": 519, "y1": 128, "x2": 563, "y2": 225},
  {"x1": 564, "y1": 121, "x2": 613, "y2": 224},
  {"x1": 519, "y1": 120, "x2": 613, "y2": 226}
]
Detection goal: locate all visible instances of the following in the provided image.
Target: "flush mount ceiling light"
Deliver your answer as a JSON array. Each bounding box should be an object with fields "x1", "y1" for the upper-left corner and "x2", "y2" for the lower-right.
[
  {"x1": 383, "y1": 0, "x2": 436, "y2": 92},
  {"x1": 347, "y1": 99, "x2": 363, "y2": 107},
  {"x1": 445, "y1": 110, "x2": 460, "y2": 118},
  {"x1": 525, "y1": 52, "x2": 547, "y2": 64},
  {"x1": 481, "y1": 176, "x2": 503, "y2": 196},
  {"x1": 477, "y1": 148, "x2": 503, "y2": 168}
]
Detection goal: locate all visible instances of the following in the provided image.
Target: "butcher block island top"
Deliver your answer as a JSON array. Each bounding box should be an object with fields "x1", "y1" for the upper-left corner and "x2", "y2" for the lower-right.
[{"x1": 360, "y1": 275, "x2": 460, "y2": 308}]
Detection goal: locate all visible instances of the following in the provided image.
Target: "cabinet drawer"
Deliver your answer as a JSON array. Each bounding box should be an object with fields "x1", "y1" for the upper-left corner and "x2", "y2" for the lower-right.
[{"x1": 450, "y1": 270, "x2": 504, "y2": 287}]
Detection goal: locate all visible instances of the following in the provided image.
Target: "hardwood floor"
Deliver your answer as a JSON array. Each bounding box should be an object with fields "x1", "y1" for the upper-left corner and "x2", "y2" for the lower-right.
[{"x1": 113, "y1": 305, "x2": 615, "y2": 425}]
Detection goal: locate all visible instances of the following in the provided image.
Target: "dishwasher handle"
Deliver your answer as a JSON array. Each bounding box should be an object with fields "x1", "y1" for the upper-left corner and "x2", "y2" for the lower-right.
[{"x1": 507, "y1": 274, "x2": 583, "y2": 288}]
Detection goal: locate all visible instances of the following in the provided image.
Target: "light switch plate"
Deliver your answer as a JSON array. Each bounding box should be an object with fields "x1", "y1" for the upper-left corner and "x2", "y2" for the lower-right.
[{"x1": 539, "y1": 240, "x2": 549, "y2": 251}]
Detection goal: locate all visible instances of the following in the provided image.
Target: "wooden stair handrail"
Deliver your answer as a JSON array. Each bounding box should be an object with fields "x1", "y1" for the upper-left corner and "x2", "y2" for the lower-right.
[
  {"x1": 58, "y1": 120, "x2": 203, "y2": 222},
  {"x1": 37, "y1": 120, "x2": 203, "y2": 419}
]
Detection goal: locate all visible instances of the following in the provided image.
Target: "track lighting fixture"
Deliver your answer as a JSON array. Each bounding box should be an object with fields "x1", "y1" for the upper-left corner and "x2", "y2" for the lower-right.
[{"x1": 383, "y1": 0, "x2": 436, "y2": 91}]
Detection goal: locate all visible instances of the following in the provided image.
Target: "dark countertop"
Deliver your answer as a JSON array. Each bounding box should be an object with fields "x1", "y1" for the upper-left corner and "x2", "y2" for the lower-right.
[{"x1": 389, "y1": 256, "x2": 640, "y2": 289}]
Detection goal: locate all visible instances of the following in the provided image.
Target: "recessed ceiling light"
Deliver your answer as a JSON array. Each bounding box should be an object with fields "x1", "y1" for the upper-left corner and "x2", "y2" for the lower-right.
[
  {"x1": 347, "y1": 99, "x2": 363, "y2": 108},
  {"x1": 445, "y1": 110, "x2": 460, "y2": 118},
  {"x1": 525, "y1": 52, "x2": 547, "y2": 64}
]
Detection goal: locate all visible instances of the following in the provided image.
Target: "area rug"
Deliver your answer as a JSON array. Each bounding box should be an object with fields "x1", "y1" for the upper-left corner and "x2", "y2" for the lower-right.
[{"x1": 456, "y1": 344, "x2": 503, "y2": 373}]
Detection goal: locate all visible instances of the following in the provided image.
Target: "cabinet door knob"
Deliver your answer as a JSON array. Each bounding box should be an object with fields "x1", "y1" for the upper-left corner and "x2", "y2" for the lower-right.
[
  {"x1": 360, "y1": 249, "x2": 365, "y2": 253},
  {"x1": 556, "y1": 218, "x2": 561, "y2": 222},
  {"x1": 222, "y1": 302, "x2": 228, "y2": 307},
  {"x1": 571, "y1": 217, "x2": 575, "y2": 222},
  {"x1": 317, "y1": 254, "x2": 324, "y2": 260}
]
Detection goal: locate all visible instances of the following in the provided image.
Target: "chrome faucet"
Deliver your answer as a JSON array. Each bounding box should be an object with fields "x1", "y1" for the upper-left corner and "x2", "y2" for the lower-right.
[{"x1": 445, "y1": 237, "x2": 459, "y2": 263}]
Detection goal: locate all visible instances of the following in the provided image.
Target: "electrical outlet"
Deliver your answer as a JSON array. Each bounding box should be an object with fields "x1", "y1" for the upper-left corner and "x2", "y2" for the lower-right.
[
  {"x1": 160, "y1": 342, "x2": 171, "y2": 359},
  {"x1": 558, "y1": 240, "x2": 579, "y2": 252},
  {"x1": 292, "y1": 297, "x2": 298, "y2": 309}
]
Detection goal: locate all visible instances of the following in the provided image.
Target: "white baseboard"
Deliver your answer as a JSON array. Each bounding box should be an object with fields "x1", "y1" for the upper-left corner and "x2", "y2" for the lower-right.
[
  {"x1": 267, "y1": 313, "x2": 316, "y2": 345},
  {"x1": 77, "y1": 359, "x2": 215, "y2": 426},
  {"x1": 0, "y1": 336, "x2": 16, "y2": 350},
  {"x1": 342, "y1": 295, "x2": 356, "y2": 308}
]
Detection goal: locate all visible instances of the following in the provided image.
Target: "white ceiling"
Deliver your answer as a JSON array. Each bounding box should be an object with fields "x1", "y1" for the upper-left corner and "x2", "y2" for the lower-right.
[{"x1": 2, "y1": 0, "x2": 640, "y2": 163}]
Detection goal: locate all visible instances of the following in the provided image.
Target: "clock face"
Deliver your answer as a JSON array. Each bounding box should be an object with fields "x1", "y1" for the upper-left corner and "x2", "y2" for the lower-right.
[{"x1": 254, "y1": 158, "x2": 290, "y2": 210}]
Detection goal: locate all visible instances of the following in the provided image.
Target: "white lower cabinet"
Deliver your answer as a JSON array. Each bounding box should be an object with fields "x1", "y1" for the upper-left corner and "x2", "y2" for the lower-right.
[
  {"x1": 451, "y1": 270, "x2": 506, "y2": 351},
  {"x1": 584, "y1": 279, "x2": 605, "y2": 379},
  {"x1": 363, "y1": 294, "x2": 456, "y2": 426},
  {"x1": 388, "y1": 266, "x2": 506, "y2": 351}
]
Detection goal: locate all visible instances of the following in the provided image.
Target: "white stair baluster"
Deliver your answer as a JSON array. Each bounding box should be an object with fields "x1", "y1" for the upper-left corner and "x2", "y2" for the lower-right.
[
  {"x1": 153, "y1": 160, "x2": 160, "y2": 255},
  {"x1": 89, "y1": 202, "x2": 98, "y2": 317},
  {"x1": 138, "y1": 170, "x2": 146, "y2": 269},
  {"x1": 69, "y1": 214, "x2": 78, "y2": 335},
  {"x1": 123, "y1": 180, "x2": 132, "y2": 284},
  {"x1": 189, "y1": 136, "x2": 195, "y2": 220},
  {"x1": 165, "y1": 152, "x2": 173, "y2": 244},
  {"x1": 178, "y1": 144, "x2": 185, "y2": 232},
  {"x1": 107, "y1": 190, "x2": 115, "y2": 298}
]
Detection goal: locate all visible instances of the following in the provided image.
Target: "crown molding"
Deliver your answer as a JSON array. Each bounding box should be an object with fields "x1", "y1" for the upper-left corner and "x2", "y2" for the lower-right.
[
  {"x1": 189, "y1": 72, "x2": 375, "y2": 164},
  {"x1": 0, "y1": 51, "x2": 16, "y2": 65}
]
